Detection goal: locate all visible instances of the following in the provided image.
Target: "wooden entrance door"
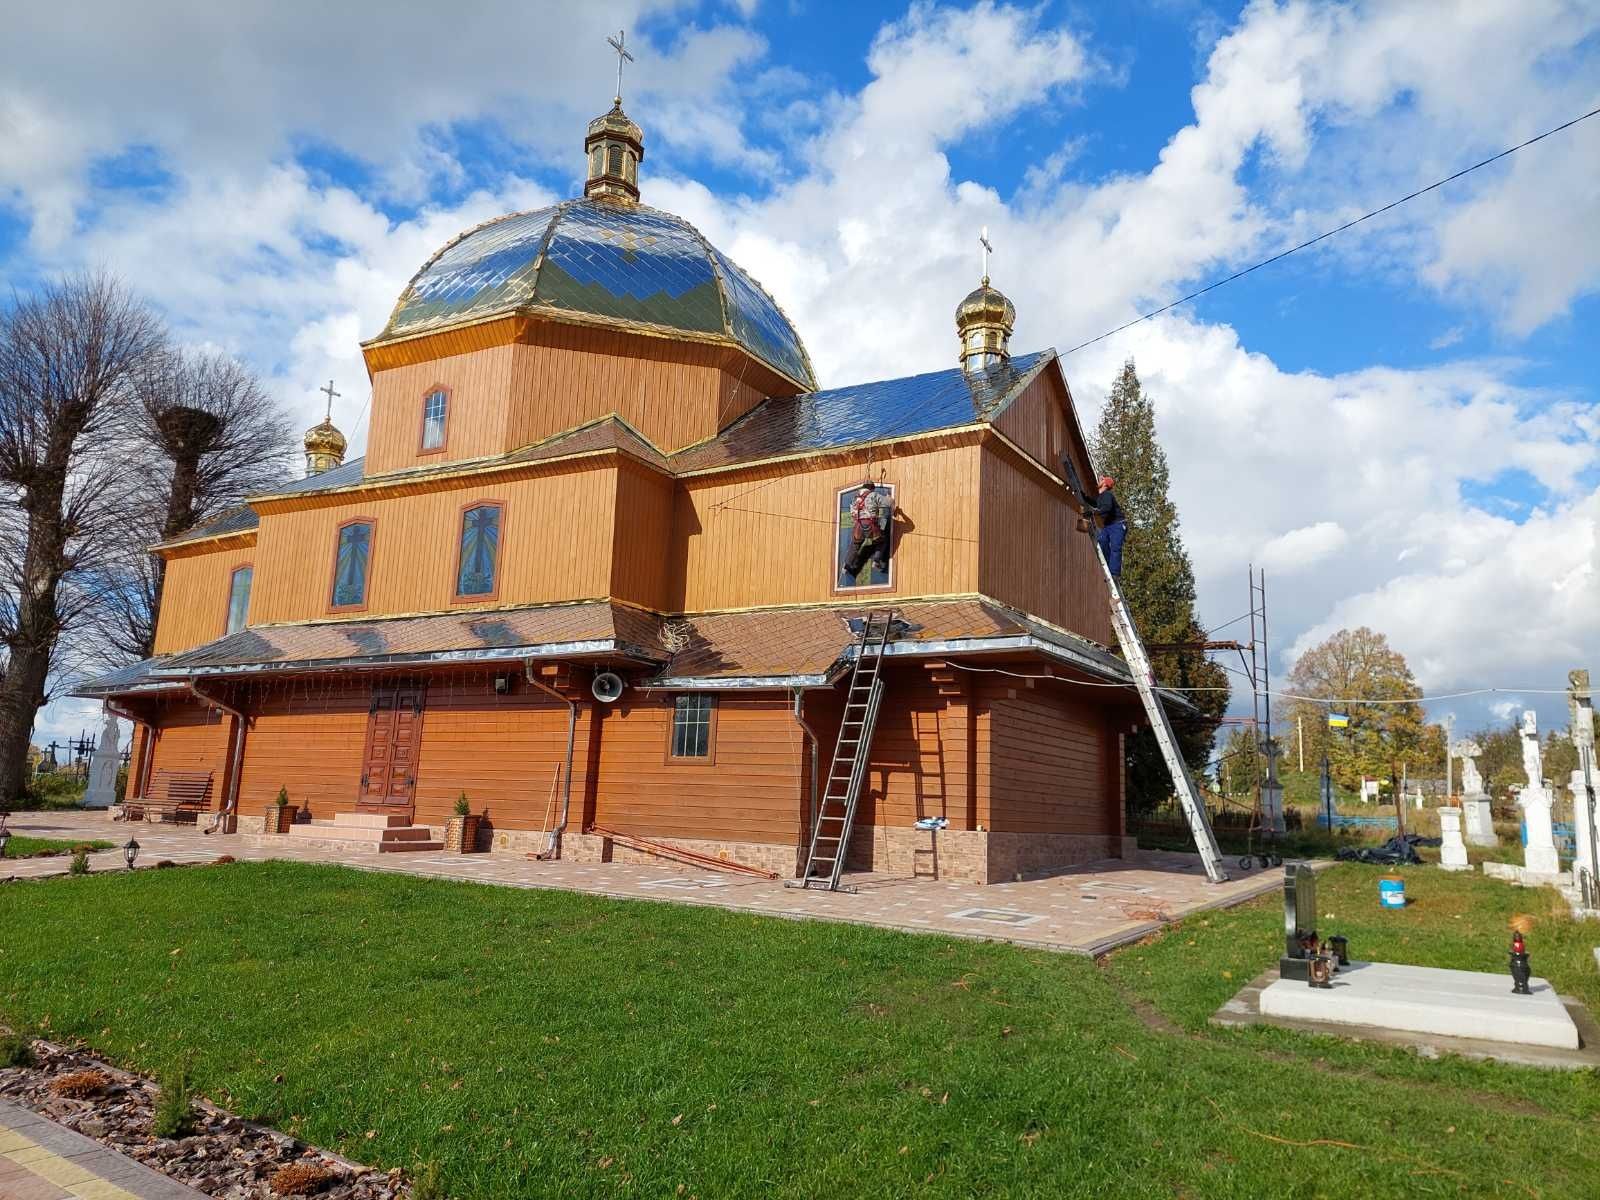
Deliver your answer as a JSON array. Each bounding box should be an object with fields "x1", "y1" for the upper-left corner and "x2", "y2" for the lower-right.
[{"x1": 360, "y1": 685, "x2": 424, "y2": 808}]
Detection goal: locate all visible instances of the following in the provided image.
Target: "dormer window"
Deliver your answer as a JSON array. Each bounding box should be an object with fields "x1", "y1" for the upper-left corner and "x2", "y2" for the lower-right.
[{"x1": 421, "y1": 387, "x2": 448, "y2": 452}]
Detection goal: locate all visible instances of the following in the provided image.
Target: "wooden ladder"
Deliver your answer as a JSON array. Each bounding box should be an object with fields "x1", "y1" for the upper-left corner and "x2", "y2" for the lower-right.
[{"x1": 788, "y1": 609, "x2": 895, "y2": 892}]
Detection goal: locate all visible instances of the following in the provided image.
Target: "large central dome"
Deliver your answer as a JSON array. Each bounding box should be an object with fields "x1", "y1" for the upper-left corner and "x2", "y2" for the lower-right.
[{"x1": 376, "y1": 198, "x2": 816, "y2": 391}]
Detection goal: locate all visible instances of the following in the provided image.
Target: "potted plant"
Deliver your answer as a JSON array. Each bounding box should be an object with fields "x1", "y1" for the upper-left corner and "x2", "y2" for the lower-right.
[
  {"x1": 267, "y1": 786, "x2": 298, "y2": 834},
  {"x1": 445, "y1": 792, "x2": 481, "y2": 853}
]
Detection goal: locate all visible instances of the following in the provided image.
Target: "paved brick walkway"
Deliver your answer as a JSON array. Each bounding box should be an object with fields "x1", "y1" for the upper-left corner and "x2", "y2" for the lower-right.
[
  {"x1": 5, "y1": 811, "x2": 1282, "y2": 956},
  {"x1": 0, "y1": 1099, "x2": 205, "y2": 1200}
]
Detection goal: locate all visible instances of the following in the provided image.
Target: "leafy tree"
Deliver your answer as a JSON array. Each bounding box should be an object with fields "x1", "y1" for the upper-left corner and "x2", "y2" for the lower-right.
[
  {"x1": 1089, "y1": 359, "x2": 1229, "y2": 815},
  {"x1": 1283, "y1": 627, "x2": 1427, "y2": 789}
]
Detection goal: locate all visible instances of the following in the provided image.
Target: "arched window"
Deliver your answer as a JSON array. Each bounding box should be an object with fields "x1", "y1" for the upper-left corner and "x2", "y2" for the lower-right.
[
  {"x1": 834, "y1": 481, "x2": 896, "y2": 591},
  {"x1": 607, "y1": 144, "x2": 623, "y2": 176},
  {"x1": 225, "y1": 565, "x2": 252, "y2": 634},
  {"x1": 420, "y1": 387, "x2": 448, "y2": 452},
  {"x1": 330, "y1": 520, "x2": 375, "y2": 610},
  {"x1": 455, "y1": 503, "x2": 503, "y2": 600}
]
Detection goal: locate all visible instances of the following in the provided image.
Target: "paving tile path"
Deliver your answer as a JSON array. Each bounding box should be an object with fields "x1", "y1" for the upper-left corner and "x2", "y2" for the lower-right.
[
  {"x1": 5, "y1": 812, "x2": 1283, "y2": 956},
  {"x1": 0, "y1": 1099, "x2": 206, "y2": 1200}
]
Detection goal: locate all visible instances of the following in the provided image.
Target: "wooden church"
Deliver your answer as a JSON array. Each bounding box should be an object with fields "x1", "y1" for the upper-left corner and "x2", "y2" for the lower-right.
[{"x1": 78, "y1": 86, "x2": 1154, "y2": 884}]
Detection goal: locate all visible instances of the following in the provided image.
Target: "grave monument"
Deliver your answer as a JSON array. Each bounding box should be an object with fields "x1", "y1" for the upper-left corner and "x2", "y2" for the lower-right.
[
  {"x1": 1456, "y1": 738, "x2": 1496, "y2": 846},
  {"x1": 1517, "y1": 710, "x2": 1561, "y2": 877},
  {"x1": 81, "y1": 708, "x2": 120, "y2": 810},
  {"x1": 1438, "y1": 806, "x2": 1469, "y2": 871}
]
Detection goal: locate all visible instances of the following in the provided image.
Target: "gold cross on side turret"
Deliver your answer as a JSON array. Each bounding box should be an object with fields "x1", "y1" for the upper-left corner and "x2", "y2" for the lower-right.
[{"x1": 608, "y1": 30, "x2": 635, "y2": 106}]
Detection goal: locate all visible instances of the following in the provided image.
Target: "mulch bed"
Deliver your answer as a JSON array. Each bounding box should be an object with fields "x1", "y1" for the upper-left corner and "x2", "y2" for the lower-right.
[{"x1": 0, "y1": 1037, "x2": 411, "y2": 1198}]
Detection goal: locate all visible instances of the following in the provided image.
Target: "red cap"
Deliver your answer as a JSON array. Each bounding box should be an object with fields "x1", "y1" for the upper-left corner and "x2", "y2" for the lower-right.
[{"x1": 1098, "y1": 475, "x2": 1115, "y2": 489}]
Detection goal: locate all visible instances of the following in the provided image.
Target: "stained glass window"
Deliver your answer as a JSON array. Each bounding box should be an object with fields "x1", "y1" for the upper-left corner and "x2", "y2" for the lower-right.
[
  {"x1": 332, "y1": 521, "x2": 373, "y2": 608},
  {"x1": 670, "y1": 694, "x2": 715, "y2": 759},
  {"x1": 421, "y1": 389, "x2": 447, "y2": 450},
  {"x1": 835, "y1": 482, "x2": 896, "y2": 590},
  {"x1": 456, "y1": 504, "x2": 502, "y2": 598},
  {"x1": 226, "y1": 565, "x2": 252, "y2": 634}
]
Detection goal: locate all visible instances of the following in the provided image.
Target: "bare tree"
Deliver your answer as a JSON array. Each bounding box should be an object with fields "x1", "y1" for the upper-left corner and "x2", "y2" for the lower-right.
[
  {"x1": 83, "y1": 349, "x2": 296, "y2": 661},
  {"x1": 0, "y1": 273, "x2": 166, "y2": 804}
]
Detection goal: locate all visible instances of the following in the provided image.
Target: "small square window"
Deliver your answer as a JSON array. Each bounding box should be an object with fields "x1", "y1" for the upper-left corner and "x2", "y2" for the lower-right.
[
  {"x1": 670, "y1": 693, "x2": 715, "y2": 759},
  {"x1": 421, "y1": 389, "x2": 448, "y2": 451}
]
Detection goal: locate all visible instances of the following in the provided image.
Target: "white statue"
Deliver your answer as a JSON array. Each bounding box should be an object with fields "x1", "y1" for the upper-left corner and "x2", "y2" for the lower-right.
[
  {"x1": 1520, "y1": 710, "x2": 1543, "y2": 790},
  {"x1": 1454, "y1": 738, "x2": 1485, "y2": 796},
  {"x1": 82, "y1": 708, "x2": 121, "y2": 810}
]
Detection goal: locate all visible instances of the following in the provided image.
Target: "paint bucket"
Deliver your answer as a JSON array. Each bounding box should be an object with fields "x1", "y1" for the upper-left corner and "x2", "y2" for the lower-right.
[{"x1": 1379, "y1": 877, "x2": 1407, "y2": 909}]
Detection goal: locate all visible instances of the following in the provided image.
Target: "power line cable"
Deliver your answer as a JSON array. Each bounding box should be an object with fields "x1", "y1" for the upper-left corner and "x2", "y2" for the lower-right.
[{"x1": 1062, "y1": 104, "x2": 1600, "y2": 356}]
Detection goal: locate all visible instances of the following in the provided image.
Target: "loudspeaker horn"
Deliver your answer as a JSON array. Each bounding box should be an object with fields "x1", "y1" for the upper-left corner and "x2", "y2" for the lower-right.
[{"x1": 591, "y1": 671, "x2": 625, "y2": 703}]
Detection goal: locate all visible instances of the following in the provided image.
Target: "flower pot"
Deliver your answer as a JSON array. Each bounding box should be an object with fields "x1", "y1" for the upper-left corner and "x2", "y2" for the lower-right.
[
  {"x1": 267, "y1": 805, "x2": 299, "y2": 834},
  {"x1": 445, "y1": 814, "x2": 481, "y2": 853}
]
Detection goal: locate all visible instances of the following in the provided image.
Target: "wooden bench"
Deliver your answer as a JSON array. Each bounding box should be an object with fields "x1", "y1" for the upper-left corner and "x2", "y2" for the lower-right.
[{"x1": 124, "y1": 769, "x2": 215, "y2": 823}]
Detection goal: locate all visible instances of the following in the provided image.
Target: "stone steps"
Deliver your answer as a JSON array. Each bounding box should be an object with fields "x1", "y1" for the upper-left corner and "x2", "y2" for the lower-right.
[{"x1": 275, "y1": 811, "x2": 443, "y2": 853}]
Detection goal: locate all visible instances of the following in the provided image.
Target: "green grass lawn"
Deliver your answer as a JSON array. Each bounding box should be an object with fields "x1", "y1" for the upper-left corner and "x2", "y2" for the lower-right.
[
  {"x1": 1, "y1": 836, "x2": 113, "y2": 858},
  {"x1": 1, "y1": 862, "x2": 1597, "y2": 1198}
]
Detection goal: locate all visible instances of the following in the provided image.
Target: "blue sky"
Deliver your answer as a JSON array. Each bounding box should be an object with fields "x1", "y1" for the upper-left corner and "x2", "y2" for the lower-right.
[{"x1": 2, "y1": 0, "x2": 1596, "y2": 749}]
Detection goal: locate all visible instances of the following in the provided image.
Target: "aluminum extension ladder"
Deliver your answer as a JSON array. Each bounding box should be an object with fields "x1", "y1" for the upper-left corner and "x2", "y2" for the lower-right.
[
  {"x1": 788, "y1": 609, "x2": 895, "y2": 892},
  {"x1": 1057, "y1": 454, "x2": 1228, "y2": 884}
]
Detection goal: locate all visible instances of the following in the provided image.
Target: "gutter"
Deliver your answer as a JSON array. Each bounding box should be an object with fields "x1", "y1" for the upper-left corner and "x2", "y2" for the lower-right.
[
  {"x1": 791, "y1": 689, "x2": 821, "y2": 839},
  {"x1": 150, "y1": 637, "x2": 663, "y2": 680},
  {"x1": 524, "y1": 662, "x2": 576, "y2": 859}
]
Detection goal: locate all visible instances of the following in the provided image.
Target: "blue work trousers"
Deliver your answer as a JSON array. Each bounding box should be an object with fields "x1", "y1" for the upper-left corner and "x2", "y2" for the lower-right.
[{"x1": 1098, "y1": 519, "x2": 1127, "y2": 577}]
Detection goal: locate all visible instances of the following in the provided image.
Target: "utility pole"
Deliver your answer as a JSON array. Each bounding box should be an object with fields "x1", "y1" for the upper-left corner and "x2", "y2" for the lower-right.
[
  {"x1": 1443, "y1": 712, "x2": 1455, "y2": 800},
  {"x1": 1297, "y1": 716, "x2": 1304, "y2": 773}
]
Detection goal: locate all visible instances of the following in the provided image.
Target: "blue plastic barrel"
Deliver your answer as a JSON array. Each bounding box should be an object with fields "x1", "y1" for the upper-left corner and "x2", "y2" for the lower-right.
[{"x1": 1379, "y1": 877, "x2": 1406, "y2": 908}]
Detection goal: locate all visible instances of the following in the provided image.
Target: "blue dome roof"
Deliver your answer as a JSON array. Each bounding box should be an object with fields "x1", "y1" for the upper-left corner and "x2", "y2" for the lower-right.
[{"x1": 377, "y1": 199, "x2": 815, "y2": 390}]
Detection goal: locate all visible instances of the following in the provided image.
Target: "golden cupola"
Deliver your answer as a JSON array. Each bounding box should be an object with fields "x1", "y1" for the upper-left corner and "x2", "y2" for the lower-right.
[
  {"x1": 956, "y1": 276, "x2": 1015, "y2": 372},
  {"x1": 303, "y1": 380, "x2": 347, "y2": 476},
  {"x1": 584, "y1": 103, "x2": 644, "y2": 205}
]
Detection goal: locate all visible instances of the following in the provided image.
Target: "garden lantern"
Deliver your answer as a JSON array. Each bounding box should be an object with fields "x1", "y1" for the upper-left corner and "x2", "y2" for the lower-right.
[{"x1": 122, "y1": 837, "x2": 140, "y2": 870}]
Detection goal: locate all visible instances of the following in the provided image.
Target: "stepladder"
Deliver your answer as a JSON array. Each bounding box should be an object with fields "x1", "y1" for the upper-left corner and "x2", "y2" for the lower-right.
[{"x1": 788, "y1": 609, "x2": 896, "y2": 892}]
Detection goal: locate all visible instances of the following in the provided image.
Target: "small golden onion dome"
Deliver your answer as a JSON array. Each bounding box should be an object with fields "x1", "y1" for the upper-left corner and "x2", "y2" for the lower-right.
[
  {"x1": 303, "y1": 418, "x2": 347, "y2": 476},
  {"x1": 955, "y1": 276, "x2": 1015, "y2": 372},
  {"x1": 584, "y1": 101, "x2": 645, "y2": 205}
]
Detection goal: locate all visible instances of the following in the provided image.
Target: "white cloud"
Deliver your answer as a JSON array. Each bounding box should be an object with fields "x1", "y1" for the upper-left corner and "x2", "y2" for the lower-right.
[{"x1": 1259, "y1": 522, "x2": 1349, "y2": 573}]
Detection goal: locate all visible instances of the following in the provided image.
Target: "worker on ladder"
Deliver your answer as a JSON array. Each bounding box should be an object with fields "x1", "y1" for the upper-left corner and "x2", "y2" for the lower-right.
[{"x1": 1089, "y1": 475, "x2": 1127, "y2": 577}]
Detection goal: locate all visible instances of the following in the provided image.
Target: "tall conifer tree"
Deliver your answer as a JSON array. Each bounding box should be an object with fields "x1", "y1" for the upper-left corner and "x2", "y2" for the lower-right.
[{"x1": 1089, "y1": 359, "x2": 1229, "y2": 814}]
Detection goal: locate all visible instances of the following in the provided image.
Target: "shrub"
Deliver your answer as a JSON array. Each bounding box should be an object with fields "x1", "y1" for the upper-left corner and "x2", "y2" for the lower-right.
[
  {"x1": 50, "y1": 1069, "x2": 111, "y2": 1098},
  {"x1": 270, "y1": 1162, "x2": 335, "y2": 1195},
  {"x1": 214, "y1": 855, "x2": 236, "y2": 865},
  {"x1": 274, "y1": 786, "x2": 290, "y2": 809},
  {"x1": 453, "y1": 792, "x2": 471, "y2": 817},
  {"x1": 0, "y1": 1032, "x2": 34, "y2": 1068},
  {"x1": 150, "y1": 1062, "x2": 196, "y2": 1138},
  {"x1": 114, "y1": 765, "x2": 128, "y2": 805},
  {"x1": 68, "y1": 848, "x2": 90, "y2": 875},
  {"x1": 410, "y1": 1160, "x2": 443, "y2": 1200}
]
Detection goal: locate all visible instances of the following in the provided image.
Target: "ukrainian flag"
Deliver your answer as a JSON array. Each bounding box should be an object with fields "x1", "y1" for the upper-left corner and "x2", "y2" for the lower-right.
[{"x1": 1328, "y1": 712, "x2": 1350, "y2": 729}]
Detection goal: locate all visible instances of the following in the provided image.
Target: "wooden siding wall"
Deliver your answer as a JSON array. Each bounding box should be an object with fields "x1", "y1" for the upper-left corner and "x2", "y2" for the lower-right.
[
  {"x1": 236, "y1": 682, "x2": 370, "y2": 814},
  {"x1": 412, "y1": 678, "x2": 573, "y2": 829},
  {"x1": 366, "y1": 346, "x2": 516, "y2": 474},
  {"x1": 592, "y1": 694, "x2": 806, "y2": 845},
  {"x1": 980, "y1": 681, "x2": 1112, "y2": 835},
  {"x1": 250, "y1": 467, "x2": 618, "y2": 624},
  {"x1": 152, "y1": 544, "x2": 258, "y2": 655},
  {"x1": 673, "y1": 443, "x2": 982, "y2": 612},
  {"x1": 978, "y1": 445, "x2": 1114, "y2": 645},
  {"x1": 147, "y1": 701, "x2": 230, "y2": 779},
  {"x1": 504, "y1": 336, "x2": 750, "y2": 456},
  {"x1": 609, "y1": 462, "x2": 676, "y2": 611},
  {"x1": 992, "y1": 372, "x2": 1073, "y2": 478},
  {"x1": 805, "y1": 666, "x2": 990, "y2": 834}
]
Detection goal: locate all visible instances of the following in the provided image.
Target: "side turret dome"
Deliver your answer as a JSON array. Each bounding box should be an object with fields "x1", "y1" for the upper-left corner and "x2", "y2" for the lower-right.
[{"x1": 955, "y1": 277, "x2": 1015, "y2": 372}]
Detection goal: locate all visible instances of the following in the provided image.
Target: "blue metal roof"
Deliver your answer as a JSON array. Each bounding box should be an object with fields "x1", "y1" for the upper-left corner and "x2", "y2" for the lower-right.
[
  {"x1": 671, "y1": 349, "x2": 1055, "y2": 471},
  {"x1": 377, "y1": 199, "x2": 816, "y2": 389}
]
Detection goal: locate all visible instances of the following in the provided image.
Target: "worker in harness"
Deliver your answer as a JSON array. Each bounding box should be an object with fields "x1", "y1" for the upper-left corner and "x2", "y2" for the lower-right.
[
  {"x1": 1091, "y1": 475, "x2": 1126, "y2": 577},
  {"x1": 841, "y1": 480, "x2": 892, "y2": 585}
]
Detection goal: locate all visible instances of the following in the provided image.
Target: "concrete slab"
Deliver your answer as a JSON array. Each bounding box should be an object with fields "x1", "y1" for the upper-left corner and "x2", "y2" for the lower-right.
[{"x1": 1259, "y1": 960, "x2": 1579, "y2": 1049}]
